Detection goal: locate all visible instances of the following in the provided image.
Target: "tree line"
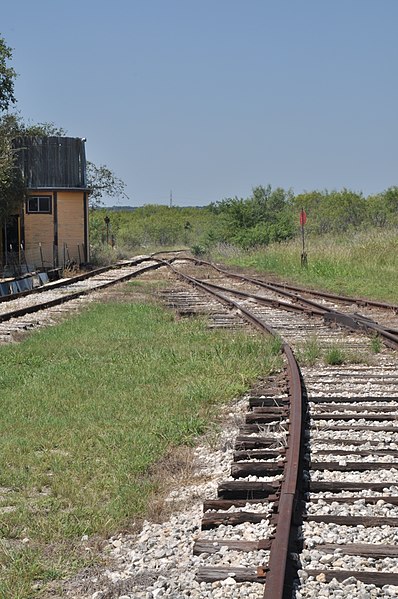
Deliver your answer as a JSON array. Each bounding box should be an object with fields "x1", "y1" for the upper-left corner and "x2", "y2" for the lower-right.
[
  {"x1": 209, "y1": 185, "x2": 398, "y2": 248},
  {"x1": 90, "y1": 183, "x2": 398, "y2": 257}
]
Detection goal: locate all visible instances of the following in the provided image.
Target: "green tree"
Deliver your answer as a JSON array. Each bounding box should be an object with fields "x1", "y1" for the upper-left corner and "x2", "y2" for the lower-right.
[
  {"x1": 86, "y1": 162, "x2": 128, "y2": 208},
  {"x1": 0, "y1": 34, "x2": 125, "y2": 221},
  {"x1": 0, "y1": 109, "x2": 27, "y2": 228},
  {"x1": 0, "y1": 33, "x2": 65, "y2": 227},
  {"x1": 365, "y1": 193, "x2": 388, "y2": 227},
  {"x1": 295, "y1": 189, "x2": 365, "y2": 234},
  {"x1": 211, "y1": 185, "x2": 295, "y2": 248},
  {"x1": 365, "y1": 187, "x2": 398, "y2": 227},
  {"x1": 0, "y1": 115, "x2": 68, "y2": 224},
  {"x1": 0, "y1": 36, "x2": 19, "y2": 220},
  {"x1": 0, "y1": 35, "x2": 16, "y2": 112}
]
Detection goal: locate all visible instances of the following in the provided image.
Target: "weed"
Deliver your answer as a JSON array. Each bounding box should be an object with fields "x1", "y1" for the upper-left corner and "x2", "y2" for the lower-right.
[
  {"x1": 370, "y1": 335, "x2": 382, "y2": 353},
  {"x1": 324, "y1": 345, "x2": 345, "y2": 365},
  {"x1": 346, "y1": 350, "x2": 373, "y2": 365},
  {"x1": 296, "y1": 335, "x2": 321, "y2": 366},
  {"x1": 270, "y1": 334, "x2": 283, "y2": 355},
  {"x1": 202, "y1": 421, "x2": 222, "y2": 450},
  {"x1": 191, "y1": 244, "x2": 206, "y2": 257}
]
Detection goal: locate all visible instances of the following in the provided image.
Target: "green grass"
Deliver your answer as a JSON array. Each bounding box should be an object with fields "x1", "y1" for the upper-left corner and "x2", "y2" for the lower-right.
[
  {"x1": 370, "y1": 335, "x2": 382, "y2": 353},
  {"x1": 296, "y1": 335, "x2": 321, "y2": 366},
  {"x1": 214, "y1": 229, "x2": 398, "y2": 303},
  {"x1": 0, "y1": 297, "x2": 281, "y2": 597},
  {"x1": 295, "y1": 335, "x2": 371, "y2": 367},
  {"x1": 324, "y1": 345, "x2": 346, "y2": 365}
]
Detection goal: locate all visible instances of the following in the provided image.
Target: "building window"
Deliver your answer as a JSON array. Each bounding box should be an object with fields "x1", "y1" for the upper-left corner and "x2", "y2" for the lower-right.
[{"x1": 26, "y1": 196, "x2": 52, "y2": 214}]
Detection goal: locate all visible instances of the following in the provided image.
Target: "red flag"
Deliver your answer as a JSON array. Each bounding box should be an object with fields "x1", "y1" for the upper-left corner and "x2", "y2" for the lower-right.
[{"x1": 300, "y1": 209, "x2": 307, "y2": 226}]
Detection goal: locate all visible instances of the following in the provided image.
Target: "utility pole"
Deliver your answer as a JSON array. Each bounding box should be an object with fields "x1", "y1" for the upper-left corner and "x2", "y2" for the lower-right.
[{"x1": 169, "y1": 189, "x2": 173, "y2": 208}]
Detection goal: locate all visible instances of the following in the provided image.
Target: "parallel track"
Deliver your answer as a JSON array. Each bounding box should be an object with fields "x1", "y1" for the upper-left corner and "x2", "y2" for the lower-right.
[
  {"x1": 0, "y1": 257, "x2": 163, "y2": 342},
  {"x1": 176, "y1": 255, "x2": 398, "y2": 349},
  {"x1": 3, "y1": 253, "x2": 398, "y2": 598},
  {"x1": 151, "y1": 255, "x2": 398, "y2": 599}
]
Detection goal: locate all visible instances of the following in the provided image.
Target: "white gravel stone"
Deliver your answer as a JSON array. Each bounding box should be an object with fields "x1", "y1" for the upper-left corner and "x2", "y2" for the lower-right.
[{"x1": 57, "y1": 287, "x2": 398, "y2": 599}]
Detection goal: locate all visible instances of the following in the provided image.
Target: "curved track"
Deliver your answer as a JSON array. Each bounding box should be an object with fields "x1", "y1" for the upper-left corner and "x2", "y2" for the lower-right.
[
  {"x1": 175, "y1": 255, "x2": 398, "y2": 350},
  {"x1": 151, "y1": 255, "x2": 398, "y2": 599},
  {"x1": 3, "y1": 253, "x2": 398, "y2": 598},
  {"x1": 153, "y1": 257, "x2": 303, "y2": 598}
]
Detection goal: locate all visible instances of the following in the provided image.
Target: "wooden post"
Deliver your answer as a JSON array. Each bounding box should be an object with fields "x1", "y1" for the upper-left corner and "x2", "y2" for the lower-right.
[
  {"x1": 104, "y1": 216, "x2": 110, "y2": 245},
  {"x1": 300, "y1": 208, "x2": 307, "y2": 267}
]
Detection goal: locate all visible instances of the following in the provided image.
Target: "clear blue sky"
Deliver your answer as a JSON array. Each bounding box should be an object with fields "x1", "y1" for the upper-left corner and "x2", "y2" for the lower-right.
[{"x1": 2, "y1": 1, "x2": 398, "y2": 206}]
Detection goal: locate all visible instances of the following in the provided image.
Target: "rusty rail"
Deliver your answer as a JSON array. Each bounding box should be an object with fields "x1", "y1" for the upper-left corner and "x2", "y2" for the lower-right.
[
  {"x1": 0, "y1": 260, "x2": 165, "y2": 325},
  {"x1": 259, "y1": 279, "x2": 398, "y2": 313},
  {"x1": 263, "y1": 342, "x2": 302, "y2": 599},
  {"x1": 157, "y1": 257, "x2": 304, "y2": 598},
  {"x1": 163, "y1": 254, "x2": 398, "y2": 350},
  {"x1": 176, "y1": 254, "x2": 398, "y2": 313}
]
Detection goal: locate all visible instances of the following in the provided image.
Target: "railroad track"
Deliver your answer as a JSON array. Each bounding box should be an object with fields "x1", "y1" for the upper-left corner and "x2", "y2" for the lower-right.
[
  {"x1": 4, "y1": 253, "x2": 398, "y2": 598},
  {"x1": 177, "y1": 255, "x2": 398, "y2": 349},
  {"x1": 148, "y1": 255, "x2": 398, "y2": 599},
  {"x1": 0, "y1": 256, "x2": 163, "y2": 343}
]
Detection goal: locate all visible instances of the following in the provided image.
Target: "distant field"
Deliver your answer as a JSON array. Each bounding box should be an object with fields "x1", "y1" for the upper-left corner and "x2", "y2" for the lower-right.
[
  {"x1": 0, "y1": 283, "x2": 281, "y2": 598},
  {"x1": 215, "y1": 229, "x2": 398, "y2": 304}
]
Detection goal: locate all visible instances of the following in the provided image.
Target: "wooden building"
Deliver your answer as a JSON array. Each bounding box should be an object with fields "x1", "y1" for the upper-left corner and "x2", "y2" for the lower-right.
[{"x1": 5, "y1": 136, "x2": 90, "y2": 272}]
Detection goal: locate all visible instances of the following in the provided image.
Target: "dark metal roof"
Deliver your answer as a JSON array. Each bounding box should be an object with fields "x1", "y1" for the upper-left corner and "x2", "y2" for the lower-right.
[
  {"x1": 27, "y1": 187, "x2": 91, "y2": 192},
  {"x1": 13, "y1": 136, "x2": 87, "y2": 189}
]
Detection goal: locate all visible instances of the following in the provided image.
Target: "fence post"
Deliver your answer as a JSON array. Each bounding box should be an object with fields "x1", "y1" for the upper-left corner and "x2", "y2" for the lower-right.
[
  {"x1": 21, "y1": 243, "x2": 29, "y2": 273},
  {"x1": 39, "y1": 243, "x2": 45, "y2": 271},
  {"x1": 53, "y1": 243, "x2": 58, "y2": 268}
]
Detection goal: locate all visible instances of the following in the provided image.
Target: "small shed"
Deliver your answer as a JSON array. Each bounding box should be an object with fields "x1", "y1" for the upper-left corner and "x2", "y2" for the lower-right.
[{"x1": 5, "y1": 136, "x2": 90, "y2": 272}]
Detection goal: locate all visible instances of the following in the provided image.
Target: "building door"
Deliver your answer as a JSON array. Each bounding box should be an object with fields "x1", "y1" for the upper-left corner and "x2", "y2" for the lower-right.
[
  {"x1": 3, "y1": 215, "x2": 21, "y2": 271},
  {"x1": 4, "y1": 215, "x2": 20, "y2": 249}
]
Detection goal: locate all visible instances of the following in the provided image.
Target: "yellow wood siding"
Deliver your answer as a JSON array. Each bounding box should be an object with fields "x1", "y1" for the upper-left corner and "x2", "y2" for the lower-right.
[
  {"x1": 22, "y1": 190, "x2": 87, "y2": 268},
  {"x1": 57, "y1": 192, "x2": 85, "y2": 264},
  {"x1": 24, "y1": 193, "x2": 54, "y2": 267}
]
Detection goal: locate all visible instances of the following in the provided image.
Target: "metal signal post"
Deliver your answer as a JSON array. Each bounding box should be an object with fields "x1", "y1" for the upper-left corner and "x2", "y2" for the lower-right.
[{"x1": 300, "y1": 208, "x2": 307, "y2": 267}]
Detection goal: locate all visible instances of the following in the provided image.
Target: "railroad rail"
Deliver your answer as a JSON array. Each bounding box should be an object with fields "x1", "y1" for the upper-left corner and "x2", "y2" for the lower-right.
[
  {"x1": 159, "y1": 253, "x2": 398, "y2": 350},
  {"x1": 4, "y1": 252, "x2": 398, "y2": 598},
  {"x1": 0, "y1": 256, "x2": 166, "y2": 342},
  {"x1": 150, "y1": 254, "x2": 398, "y2": 599},
  {"x1": 154, "y1": 257, "x2": 304, "y2": 598}
]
